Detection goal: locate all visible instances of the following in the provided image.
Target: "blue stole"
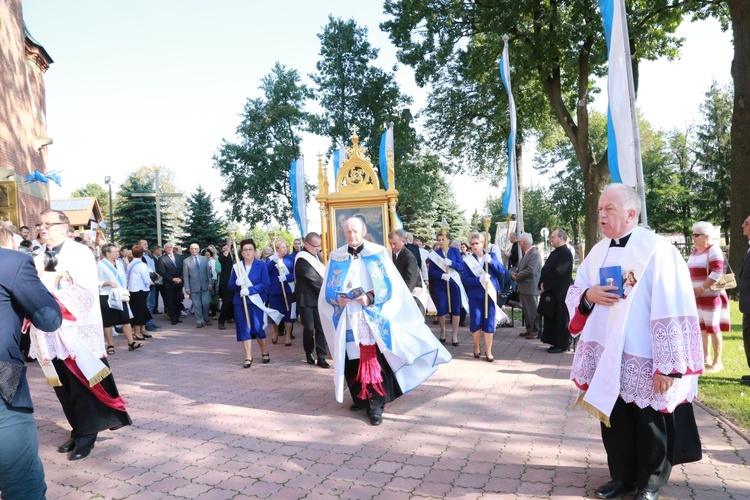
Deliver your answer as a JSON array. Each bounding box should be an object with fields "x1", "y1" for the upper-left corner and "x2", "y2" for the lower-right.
[{"x1": 324, "y1": 253, "x2": 394, "y2": 350}]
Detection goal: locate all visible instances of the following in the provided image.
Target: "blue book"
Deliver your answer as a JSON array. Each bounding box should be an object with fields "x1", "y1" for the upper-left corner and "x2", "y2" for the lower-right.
[{"x1": 599, "y1": 266, "x2": 624, "y2": 298}]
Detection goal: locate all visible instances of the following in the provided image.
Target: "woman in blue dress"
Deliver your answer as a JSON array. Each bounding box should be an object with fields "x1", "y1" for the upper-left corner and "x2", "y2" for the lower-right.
[
  {"x1": 229, "y1": 239, "x2": 270, "y2": 368},
  {"x1": 460, "y1": 232, "x2": 506, "y2": 362}
]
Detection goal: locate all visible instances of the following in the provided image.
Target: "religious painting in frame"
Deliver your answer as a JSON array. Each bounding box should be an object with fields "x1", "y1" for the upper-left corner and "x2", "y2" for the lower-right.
[{"x1": 330, "y1": 204, "x2": 388, "y2": 248}]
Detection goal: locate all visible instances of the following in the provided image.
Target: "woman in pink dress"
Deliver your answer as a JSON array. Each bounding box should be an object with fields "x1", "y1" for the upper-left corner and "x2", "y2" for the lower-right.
[{"x1": 687, "y1": 221, "x2": 730, "y2": 372}]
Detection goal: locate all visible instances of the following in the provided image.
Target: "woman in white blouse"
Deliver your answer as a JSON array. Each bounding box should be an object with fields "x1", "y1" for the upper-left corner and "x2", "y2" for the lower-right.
[
  {"x1": 127, "y1": 245, "x2": 154, "y2": 341},
  {"x1": 98, "y1": 244, "x2": 142, "y2": 354}
]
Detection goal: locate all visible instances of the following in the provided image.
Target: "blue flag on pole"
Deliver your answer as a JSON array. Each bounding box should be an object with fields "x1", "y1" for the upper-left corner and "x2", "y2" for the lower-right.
[
  {"x1": 499, "y1": 38, "x2": 518, "y2": 216},
  {"x1": 290, "y1": 159, "x2": 306, "y2": 237},
  {"x1": 600, "y1": 0, "x2": 639, "y2": 187}
]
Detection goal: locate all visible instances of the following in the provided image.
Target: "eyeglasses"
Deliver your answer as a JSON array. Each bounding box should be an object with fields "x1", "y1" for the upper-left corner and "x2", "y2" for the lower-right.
[
  {"x1": 692, "y1": 234, "x2": 705, "y2": 238},
  {"x1": 38, "y1": 221, "x2": 65, "y2": 229}
]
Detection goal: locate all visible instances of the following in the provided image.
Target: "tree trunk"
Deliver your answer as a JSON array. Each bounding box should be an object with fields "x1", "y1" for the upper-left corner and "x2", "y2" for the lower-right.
[{"x1": 728, "y1": 0, "x2": 750, "y2": 277}]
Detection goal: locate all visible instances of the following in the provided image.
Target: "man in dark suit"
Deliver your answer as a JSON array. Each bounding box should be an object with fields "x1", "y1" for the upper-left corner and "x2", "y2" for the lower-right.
[
  {"x1": 0, "y1": 226, "x2": 62, "y2": 498},
  {"x1": 512, "y1": 232, "x2": 542, "y2": 339},
  {"x1": 156, "y1": 242, "x2": 184, "y2": 325},
  {"x1": 740, "y1": 215, "x2": 750, "y2": 387},
  {"x1": 294, "y1": 232, "x2": 329, "y2": 368},
  {"x1": 389, "y1": 229, "x2": 425, "y2": 314},
  {"x1": 538, "y1": 229, "x2": 574, "y2": 353},
  {"x1": 217, "y1": 240, "x2": 235, "y2": 330},
  {"x1": 183, "y1": 243, "x2": 212, "y2": 328}
]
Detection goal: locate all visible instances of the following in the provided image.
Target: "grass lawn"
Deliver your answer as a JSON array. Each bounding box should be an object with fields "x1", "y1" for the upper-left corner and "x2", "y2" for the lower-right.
[{"x1": 697, "y1": 298, "x2": 750, "y2": 434}]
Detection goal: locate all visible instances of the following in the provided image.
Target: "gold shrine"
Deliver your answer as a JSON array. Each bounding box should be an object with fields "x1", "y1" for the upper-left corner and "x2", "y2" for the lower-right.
[{"x1": 316, "y1": 128, "x2": 399, "y2": 262}]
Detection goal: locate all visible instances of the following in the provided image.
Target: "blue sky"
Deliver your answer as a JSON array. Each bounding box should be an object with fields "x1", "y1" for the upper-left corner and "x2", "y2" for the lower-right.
[{"x1": 23, "y1": 1, "x2": 733, "y2": 226}]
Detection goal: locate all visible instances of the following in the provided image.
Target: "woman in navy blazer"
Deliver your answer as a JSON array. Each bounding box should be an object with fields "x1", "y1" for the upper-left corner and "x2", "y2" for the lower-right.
[
  {"x1": 460, "y1": 232, "x2": 506, "y2": 362},
  {"x1": 228, "y1": 239, "x2": 270, "y2": 368}
]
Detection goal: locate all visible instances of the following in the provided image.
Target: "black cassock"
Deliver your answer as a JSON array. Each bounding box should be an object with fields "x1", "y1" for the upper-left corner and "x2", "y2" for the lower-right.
[{"x1": 538, "y1": 245, "x2": 573, "y2": 350}]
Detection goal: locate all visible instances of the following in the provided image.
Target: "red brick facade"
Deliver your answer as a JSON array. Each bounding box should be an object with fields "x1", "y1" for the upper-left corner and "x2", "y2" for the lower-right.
[{"x1": 0, "y1": 0, "x2": 53, "y2": 228}]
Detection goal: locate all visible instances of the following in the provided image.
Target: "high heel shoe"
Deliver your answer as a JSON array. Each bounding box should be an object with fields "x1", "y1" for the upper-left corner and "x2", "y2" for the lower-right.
[
  {"x1": 128, "y1": 342, "x2": 142, "y2": 351},
  {"x1": 473, "y1": 350, "x2": 481, "y2": 358},
  {"x1": 140, "y1": 332, "x2": 153, "y2": 339},
  {"x1": 133, "y1": 335, "x2": 147, "y2": 341}
]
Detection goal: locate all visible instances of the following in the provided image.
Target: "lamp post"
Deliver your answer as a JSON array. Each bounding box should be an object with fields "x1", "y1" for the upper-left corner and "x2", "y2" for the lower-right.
[{"x1": 104, "y1": 176, "x2": 114, "y2": 242}]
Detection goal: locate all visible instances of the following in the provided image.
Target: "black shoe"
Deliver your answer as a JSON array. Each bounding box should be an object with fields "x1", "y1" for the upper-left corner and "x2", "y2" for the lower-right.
[
  {"x1": 58, "y1": 437, "x2": 75, "y2": 453},
  {"x1": 439, "y1": 338, "x2": 446, "y2": 344},
  {"x1": 741, "y1": 379, "x2": 750, "y2": 386},
  {"x1": 595, "y1": 481, "x2": 637, "y2": 499},
  {"x1": 547, "y1": 347, "x2": 565, "y2": 353},
  {"x1": 369, "y1": 409, "x2": 383, "y2": 426},
  {"x1": 171, "y1": 321, "x2": 178, "y2": 325},
  {"x1": 317, "y1": 359, "x2": 330, "y2": 369},
  {"x1": 68, "y1": 446, "x2": 93, "y2": 461},
  {"x1": 742, "y1": 374, "x2": 750, "y2": 381},
  {"x1": 634, "y1": 490, "x2": 659, "y2": 500},
  {"x1": 306, "y1": 353, "x2": 316, "y2": 365},
  {"x1": 349, "y1": 404, "x2": 362, "y2": 412},
  {"x1": 458, "y1": 321, "x2": 466, "y2": 327},
  {"x1": 452, "y1": 341, "x2": 459, "y2": 347},
  {"x1": 218, "y1": 322, "x2": 226, "y2": 330}
]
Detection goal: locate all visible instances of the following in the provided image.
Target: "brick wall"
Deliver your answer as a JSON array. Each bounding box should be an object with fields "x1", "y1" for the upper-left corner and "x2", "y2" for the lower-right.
[{"x1": 0, "y1": 0, "x2": 52, "y2": 228}]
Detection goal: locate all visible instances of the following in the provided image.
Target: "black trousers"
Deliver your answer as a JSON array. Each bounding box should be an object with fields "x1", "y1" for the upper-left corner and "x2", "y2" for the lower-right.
[
  {"x1": 344, "y1": 346, "x2": 402, "y2": 411},
  {"x1": 163, "y1": 284, "x2": 183, "y2": 323},
  {"x1": 744, "y1": 312, "x2": 750, "y2": 369},
  {"x1": 600, "y1": 397, "x2": 672, "y2": 491},
  {"x1": 299, "y1": 305, "x2": 327, "y2": 358},
  {"x1": 218, "y1": 284, "x2": 235, "y2": 323}
]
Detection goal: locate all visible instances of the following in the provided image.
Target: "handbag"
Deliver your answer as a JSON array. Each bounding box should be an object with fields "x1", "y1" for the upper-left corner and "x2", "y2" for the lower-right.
[
  {"x1": 108, "y1": 289, "x2": 124, "y2": 311},
  {"x1": 537, "y1": 292, "x2": 556, "y2": 317},
  {"x1": 706, "y1": 252, "x2": 736, "y2": 291}
]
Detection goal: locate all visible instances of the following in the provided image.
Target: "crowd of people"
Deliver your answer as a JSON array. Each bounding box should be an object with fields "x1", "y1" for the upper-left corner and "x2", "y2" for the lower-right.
[{"x1": 1, "y1": 183, "x2": 749, "y2": 500}]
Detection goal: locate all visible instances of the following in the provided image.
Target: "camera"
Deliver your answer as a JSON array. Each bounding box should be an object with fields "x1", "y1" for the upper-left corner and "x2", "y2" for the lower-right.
[{"x1": 43, "y1": 251, "x2": 58, "y2": 272}]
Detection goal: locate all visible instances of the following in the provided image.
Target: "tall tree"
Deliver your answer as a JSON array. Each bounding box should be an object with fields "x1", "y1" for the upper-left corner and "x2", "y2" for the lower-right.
[
  {"x1": 694, "y1": 81, "x2": 732, "y2": 240},
  {"x1": 181, "y1": 186, "x2": 226, "y2": 249},
  {"x1": 310, "y1": 16, "x2": 411, "y2": 160},
  {"x1": 213, "y1": 63, "x2": 312, "y2": 227},
  {"x1": 113, "y1": 166, "x2": 181, "y2": 247},
  {"x1": 521, "y1": 185, "x2": 559, "y2": 248},
  {"x1": 383, "y1": 0, "x2": 691, "y2": 251}
]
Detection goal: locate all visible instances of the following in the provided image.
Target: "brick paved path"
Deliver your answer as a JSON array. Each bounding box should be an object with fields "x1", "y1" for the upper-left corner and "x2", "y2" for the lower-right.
[{"x1": 28, "y1": 314, "x2": 750, "y2": 499}]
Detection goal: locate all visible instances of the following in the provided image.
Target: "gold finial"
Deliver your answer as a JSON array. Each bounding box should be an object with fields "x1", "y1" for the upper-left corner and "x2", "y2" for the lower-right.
[{"x1": 349, "y1": 124, "x2": 359, "y2": 137}]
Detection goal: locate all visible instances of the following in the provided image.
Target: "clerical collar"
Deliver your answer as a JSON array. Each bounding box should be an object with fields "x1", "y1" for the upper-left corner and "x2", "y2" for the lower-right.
[
  {"x1": 609, "y1": 230, "x2": 633, "y2": 248},
  {"x1": 347, "y1": 243, "x2": 365, "y2": 258},
  {"x1": 51, "y1": 240, "x2": 66, "y2": 253}
]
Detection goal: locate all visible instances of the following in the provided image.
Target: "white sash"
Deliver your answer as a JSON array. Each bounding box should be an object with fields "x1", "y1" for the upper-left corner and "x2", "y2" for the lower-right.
[
  {"x1": 235, "y1": 262, "x2": 284, "y2": 325},
  {"x1": 428, "y1": 250, "x2": 469, "y2": 309},
  {"x1": 462, "y1": 253, "x2": 499, "y2": 308},
  {"x1": 275, "y1": 254, "x2": 296, "y2": 293},
  {"x1": 295, "y1": 251, "x2": 326, "y2": 277}
]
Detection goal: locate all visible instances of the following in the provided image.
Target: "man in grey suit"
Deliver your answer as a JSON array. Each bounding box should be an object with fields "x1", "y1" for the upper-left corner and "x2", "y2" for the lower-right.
[
  {"x1": 183, "y1": 243, "x2": 212, "y2": 328},
  {"x1": 512, "y1": 232, "x2": 542, "y2": 339},
  {"x1": 740, "y1": 215, "x2": 750, "y2": 386}
]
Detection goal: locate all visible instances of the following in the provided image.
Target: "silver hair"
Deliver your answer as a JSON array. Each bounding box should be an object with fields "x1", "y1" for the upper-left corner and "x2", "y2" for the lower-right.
[
  {"x1": 518, "y1": 232, "x2": 533, "y2": 245},
  {"x1": 692, "y1": 221, "x2": 714, "y2": 235},
  {"x1": 602, "y1": 183, "x2": 642, "y2": 217},
  {"x1": 468, "y1": 231, "x2": 485, "y2": 243}
]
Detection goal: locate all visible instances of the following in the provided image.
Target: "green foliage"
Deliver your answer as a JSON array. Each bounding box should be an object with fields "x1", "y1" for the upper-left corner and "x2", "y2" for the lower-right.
[
  {"x1": 694, "y1": 81, "x2": 732, "y2": 239},
  {"x1": 382, "y1": 0, "x2": 693, "y2": 249},
  {"x1": 310, "y1": 16, "x2": 411, "y2": 159},
  {"x1": 71, "y1": 182, "x2": 111, "y2": 222},
  {"x1": 113, "y1": 166, "x2": 181, "y2": 248},
  {"x1": 213, "y1": 63, "x2": 312, "y2": 228},
  {"x1": 181, "y1": 186, "x2": 226, "y2": 250},
  {"x1": 521, "y1": 186, "x2": 558, "y2": 245}
]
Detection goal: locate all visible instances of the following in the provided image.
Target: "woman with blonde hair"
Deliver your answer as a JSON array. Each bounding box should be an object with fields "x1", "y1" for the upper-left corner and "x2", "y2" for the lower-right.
[{"x1": 687, "y1": 221, "x2": 730, "y2": 372}]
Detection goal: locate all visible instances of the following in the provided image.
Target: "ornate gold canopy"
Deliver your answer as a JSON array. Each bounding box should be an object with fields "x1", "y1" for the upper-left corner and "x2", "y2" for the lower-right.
[{"x1": 315, "y1": 128, "x2": 399, "y2": 262}]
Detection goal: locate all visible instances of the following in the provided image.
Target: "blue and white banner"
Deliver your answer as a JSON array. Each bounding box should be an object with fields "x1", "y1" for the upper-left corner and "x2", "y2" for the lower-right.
[
  {"x1": 379, "y1": 124, "x2": 394, "y2": 190},
  {"x1": 290, "y1": 158, "x2": 306, "y2": 237},
  {"x1": 600, "y1": 0, "x2": 639, "y2": 187},
  {"x1": 332, "y1": 146, "x2": 347, "y2": 181},
  {"x1": 499, "y1": 37, "x2": 518, "y2": 216},
  {"x1": 379, "y1": 124, "x2": 403, "y2": 229}
]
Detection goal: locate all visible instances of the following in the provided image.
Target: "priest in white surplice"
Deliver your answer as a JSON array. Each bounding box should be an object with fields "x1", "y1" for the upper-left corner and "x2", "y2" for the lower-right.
[
  {"x1": 566, "y1": 184, "x2": 703, "y2": 500},
  {"x1": 319, "y1": 218, "x2": 451, "y2": 426}
]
